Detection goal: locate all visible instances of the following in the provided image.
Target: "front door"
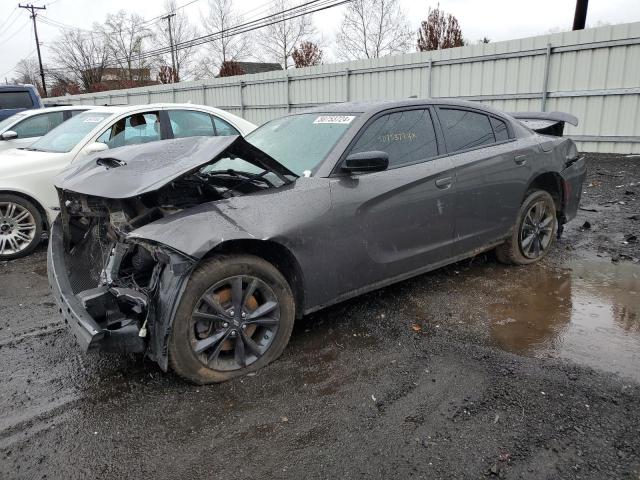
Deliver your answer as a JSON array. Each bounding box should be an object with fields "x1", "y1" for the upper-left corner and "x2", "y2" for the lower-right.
[{"x1": 327, "y1": 107, "x2": 456, "y2": 298}]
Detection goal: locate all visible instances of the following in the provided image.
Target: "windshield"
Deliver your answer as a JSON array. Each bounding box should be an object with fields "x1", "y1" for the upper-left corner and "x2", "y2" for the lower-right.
[
  {"x1": 28, "y1": 111, "x2": 112, "y2": 153},
  {"x1": 0, "y1": 113, "x2": 26, "y2": 132},
  {"x1": 245, "y1": 113, "x2": 358, "y2": 175}
]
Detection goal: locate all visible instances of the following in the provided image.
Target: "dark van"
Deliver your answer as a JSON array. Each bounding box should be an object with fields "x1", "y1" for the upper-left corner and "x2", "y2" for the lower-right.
[{"x1": 0, "y1": 85, "x2": 43, "y2": 121}]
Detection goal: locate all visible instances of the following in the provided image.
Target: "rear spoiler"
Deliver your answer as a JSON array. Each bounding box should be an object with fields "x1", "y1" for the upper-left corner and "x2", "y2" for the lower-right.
[{"x1": 509, "y1": 111, "x2": 579, "y2": 137}]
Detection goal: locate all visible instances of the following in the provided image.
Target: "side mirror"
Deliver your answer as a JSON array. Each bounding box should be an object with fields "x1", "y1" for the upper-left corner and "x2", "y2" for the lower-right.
[
  {"x1": 342, "y1": 151, "x2": 389, "y2": 174},
  {"x1": 81, "y1": 142, "x2": 109, "y2": 156},
  {"x1": 1, "y1": 130, "x2": 18, "y2": 141}
]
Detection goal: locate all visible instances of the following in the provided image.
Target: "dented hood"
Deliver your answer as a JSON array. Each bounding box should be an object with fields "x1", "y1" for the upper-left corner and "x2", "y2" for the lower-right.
[{"x1": 54, "y1": 135, "x2": 297, "y2": 199}]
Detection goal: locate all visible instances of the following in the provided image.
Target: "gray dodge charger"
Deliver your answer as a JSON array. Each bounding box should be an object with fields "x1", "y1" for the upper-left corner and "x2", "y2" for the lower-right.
[{"x1": 48, "y1": 99, "x2": 586, "y2": 384}]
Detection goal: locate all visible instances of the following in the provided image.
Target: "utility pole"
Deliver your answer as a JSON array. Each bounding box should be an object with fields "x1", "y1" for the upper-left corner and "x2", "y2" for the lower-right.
[
  {"x1": 18, "y1": 3, "x2": 47, "y2": 97},
  {"x1": 572, "y1": 0, "x2": 589, "y2": 30},
  {"x1": 161, "y1": 13, "x2": 177, "y2": 83}
]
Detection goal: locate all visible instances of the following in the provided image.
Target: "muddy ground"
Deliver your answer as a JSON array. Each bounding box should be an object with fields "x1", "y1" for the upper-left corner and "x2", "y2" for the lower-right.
[{"x1": 1, "y1": 153, "x2": 639, "y2": 480}]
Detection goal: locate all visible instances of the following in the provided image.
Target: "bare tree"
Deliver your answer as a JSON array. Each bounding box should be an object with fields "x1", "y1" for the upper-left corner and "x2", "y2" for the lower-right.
[
  {"x1": 154, "y1": 0, "x2": 199, "y2": 81},
  {"x1": 258, "y1": 0, "x2": 315, "y2": 69},
  {"x1": 292, "y1": 40, "x2": 323, "y2": 68},
  {"x1": 12, "y1": 58, "x2": 43, "y2": 93},
  {"x1": 218, "y1": 60, "x2": 245, "y2": 77},
  {"x1": 49, "y1": 76, "x2": 81, "y2": 97},
  {"x1": 417, "y1": 6, "x2": 465, "y2": 51},
  {"x1": 102, "y1": 11, "x2": 153, "y2": 81},
  {"x1": 200, "y1": 0, "x2": 252, "y2": 77},
  {"x1": 335, "y1": 0, "x2": 412, "y2": 61},
  {"x1": 157, "y1": 65, "x2": 178, "y2": 84},
  {"x1": 49, "y1": 27, "x2": 110, "y2": 92}
]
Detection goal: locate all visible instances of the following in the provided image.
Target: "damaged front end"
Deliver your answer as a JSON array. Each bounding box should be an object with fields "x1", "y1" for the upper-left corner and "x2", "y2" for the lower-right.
[
  {"x1": 48, "y1": 191, "x2": 195, "y2": 369},
  {"x1": 47, "y1": 136, "x2": 297, "y2": 370}
]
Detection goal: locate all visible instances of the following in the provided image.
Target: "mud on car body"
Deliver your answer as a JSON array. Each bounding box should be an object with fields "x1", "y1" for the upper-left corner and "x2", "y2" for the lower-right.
[{"x1": 48, "y1": 99, "x2": 586, "y2": 384}]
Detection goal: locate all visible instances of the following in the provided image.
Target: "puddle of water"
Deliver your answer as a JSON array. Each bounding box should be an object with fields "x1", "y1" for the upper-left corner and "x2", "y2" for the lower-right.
[{"x1": 486, "y1": 260, "x2": 640, "y2": 381}]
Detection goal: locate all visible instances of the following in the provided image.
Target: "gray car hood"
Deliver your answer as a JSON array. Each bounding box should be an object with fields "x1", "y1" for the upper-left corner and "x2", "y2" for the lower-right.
[{"x1": 55, "y1": 135, "x2": 297, "y2": 199}]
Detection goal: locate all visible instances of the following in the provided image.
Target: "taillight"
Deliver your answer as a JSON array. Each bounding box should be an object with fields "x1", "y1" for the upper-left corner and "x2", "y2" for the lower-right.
[{"x1": 565, "y1": 140, "x2": 580, "y2": 167}]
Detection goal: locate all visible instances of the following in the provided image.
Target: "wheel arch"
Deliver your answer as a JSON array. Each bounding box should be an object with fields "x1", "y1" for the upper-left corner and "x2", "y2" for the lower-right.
[
  {"x1": 0, "y1": 189, "x2": 50, "y2": 230},
  {"x1": 202, "y1": 239, "x2": 306, "y2": 318},
  {"x1": 525, "y1": 172, "x2": 566, "y2": 222}
]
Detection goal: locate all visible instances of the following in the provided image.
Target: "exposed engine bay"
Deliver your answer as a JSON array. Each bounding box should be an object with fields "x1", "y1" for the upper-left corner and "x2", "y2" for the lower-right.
[{"x1": 56, "y1": 163, "x2": 279, "y2": 357}]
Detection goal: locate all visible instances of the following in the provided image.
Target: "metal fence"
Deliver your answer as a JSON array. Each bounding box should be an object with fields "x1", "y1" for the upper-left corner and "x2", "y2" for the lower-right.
[{"x1": 47, "y1": 21, "x2": 640, "y2": 154}]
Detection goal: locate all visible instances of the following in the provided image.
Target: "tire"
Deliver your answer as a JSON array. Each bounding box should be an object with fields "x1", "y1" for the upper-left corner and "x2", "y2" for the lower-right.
[
  {"x1": 0, "y1": 194, "x2": 43, "y2": 261},
  {"x1": 169, "y1": 254, "x2": 295, "y2": 384},
  {"x1": 495, "y1": 190, "x2": 558, "y2": 265}
]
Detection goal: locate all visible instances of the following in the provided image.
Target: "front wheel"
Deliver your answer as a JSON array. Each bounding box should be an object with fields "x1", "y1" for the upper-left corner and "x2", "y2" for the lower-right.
[
  {"x1": 169, "y1": 255, "x2": 295, "y2": 384},
  {"x1": 495, "y1": 190, "x2": 557, "y2": 265},
  {"x1": 0, "y1": 194, "x2": 43, "y2": 261}
]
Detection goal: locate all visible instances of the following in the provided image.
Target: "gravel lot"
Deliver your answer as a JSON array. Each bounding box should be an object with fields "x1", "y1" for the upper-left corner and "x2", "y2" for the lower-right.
[{"x1": 0, "y1": 153, "x2": 638, "y2": 479}]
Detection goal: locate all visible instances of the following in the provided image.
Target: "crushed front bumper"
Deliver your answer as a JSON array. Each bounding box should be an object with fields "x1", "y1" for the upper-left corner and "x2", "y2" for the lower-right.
[{"x1": 47, "y1": 218, "x2": 146, "y2": 353}]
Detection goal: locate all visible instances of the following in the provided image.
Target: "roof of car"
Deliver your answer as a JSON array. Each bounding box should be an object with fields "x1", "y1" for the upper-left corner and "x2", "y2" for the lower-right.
[
  {"x1": 83, "y1": 103, "x2": 229, "y2": 115},
  {"x1": 302, "y1": 98, "x2": 507, "y2": 116},
  {"x1": 0, "y1": 84, "x2": 39, "y2": 92},
  {"x1": 17, "y1": 105, "x2": 94, "y2": 116}
]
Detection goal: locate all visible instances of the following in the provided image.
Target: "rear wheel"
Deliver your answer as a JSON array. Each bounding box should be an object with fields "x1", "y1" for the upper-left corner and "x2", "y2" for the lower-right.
[
  {"x1": 495, "y1": 190, "x2": 557, "y2": 265},
  {"x1": 169, "y1": 255, "x2": 295, "y2": 384},
  {"x1": 0, "y1": 194, "x2": 43, "y2": 261}
]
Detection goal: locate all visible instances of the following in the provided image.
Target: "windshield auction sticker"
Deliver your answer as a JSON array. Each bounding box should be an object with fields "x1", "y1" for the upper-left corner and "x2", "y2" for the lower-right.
[
  {"x1": 83, "y1": 117, "x2": 104, "y2": 123},
  {"x1": 313, "y1": 115, "x2": 355, "y2": 124}
]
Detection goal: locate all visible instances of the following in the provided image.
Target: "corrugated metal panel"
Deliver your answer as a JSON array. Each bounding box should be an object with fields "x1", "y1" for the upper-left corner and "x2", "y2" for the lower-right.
[{"x1": 46, "y1": 22, "x2": 640, "y2": 153}]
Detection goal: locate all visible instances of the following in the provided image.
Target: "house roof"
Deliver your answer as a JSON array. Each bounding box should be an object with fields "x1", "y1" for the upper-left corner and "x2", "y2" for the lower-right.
[{"x1": 234, "y1": 62, "x2": 283, "y2": 74}]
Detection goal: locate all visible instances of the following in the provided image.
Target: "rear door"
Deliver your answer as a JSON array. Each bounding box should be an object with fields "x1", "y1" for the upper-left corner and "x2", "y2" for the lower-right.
[
  {"x1": 328, "y1": 107, "x2": 456, "y2": 297},
  {"x1": 166, "y1": 109, "x2": 241, "y2": 139},
  {"x1": 435, "y1": 106, "x2": 527, "y2": 255}
]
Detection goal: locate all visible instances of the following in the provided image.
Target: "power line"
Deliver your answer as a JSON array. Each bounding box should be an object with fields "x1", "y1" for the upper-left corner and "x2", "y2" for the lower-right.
[
  {"x1": 38, "y1": 15, "x2": 93, "y2": 33},
  {"x1": 0, "y1": 15, "x2": 31, "y2": 46},
  {"x1": 144, "y1": 0, "x2": 343, "y2": 59},
  {"x1": 46, "y1": 0, "x2": 348, "y2": 73},
  {"x1": 0, "y1": 7, "x2": 20, "y2": 31},
  {"x1": 142, "y1": 0, "x2": 203, "y2": 26}
]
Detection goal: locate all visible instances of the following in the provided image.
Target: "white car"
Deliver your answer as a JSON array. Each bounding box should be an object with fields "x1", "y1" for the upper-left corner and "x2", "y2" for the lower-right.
[
  {"x1": 0, "y1": 105, "x2": 93, "y2": 152},
  {"x1": 0, "y1": 103, "x2": 256, "y2": 260}
]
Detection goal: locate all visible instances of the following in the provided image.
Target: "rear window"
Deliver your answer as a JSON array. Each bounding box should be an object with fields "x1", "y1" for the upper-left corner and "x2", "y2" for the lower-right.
[
  {"x1": 491, "y1": 117, "x2": 510, "y2": 142},
  {"x1": 0, "y1": 91, "x2": 34, "y2": 109},
  {"x1": 439, "y1": 108, "x2": 495, "y2": 153}
]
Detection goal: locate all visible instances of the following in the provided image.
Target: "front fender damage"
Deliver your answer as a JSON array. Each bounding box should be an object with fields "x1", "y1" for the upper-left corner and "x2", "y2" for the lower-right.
[
  {"x1": 138, "y1": 241, "x2": 194, "y2": 371},
  {"x1": 118, "y1": 238, "x2": 195, "y2": 371}
]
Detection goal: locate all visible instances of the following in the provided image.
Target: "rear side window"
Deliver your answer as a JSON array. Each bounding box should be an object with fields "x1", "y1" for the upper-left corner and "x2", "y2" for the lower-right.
[
  {"x1": 349, "y1": 109, "x2": 438, "y2": 168},
  {"x1": 169, "y1": 110, "x2": 215, "y2": 138},
  {"x1": 213, "y1": 116, "x2": 239, "y2": 136},
  {"x1": 13, "y1": 111, "x2": 65, "y2": 138},
  {"x1": 491, "y1": 117, "x2": 509, "y2": 142},
  {"x1": 438, "y1": 108, "x2": 495, "y2": 152},
  {"x1": 0, "y1": 91, "x2": 34, "y2": 109}
]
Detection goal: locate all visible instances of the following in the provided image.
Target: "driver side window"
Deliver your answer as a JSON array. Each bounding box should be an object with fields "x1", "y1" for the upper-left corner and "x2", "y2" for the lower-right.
[
  {"x1": 348, "y1": 109, "x2": 439, "y2": 169},
  {"x1": 96, "y1": 112, "x2": 160, "y2": 148}
]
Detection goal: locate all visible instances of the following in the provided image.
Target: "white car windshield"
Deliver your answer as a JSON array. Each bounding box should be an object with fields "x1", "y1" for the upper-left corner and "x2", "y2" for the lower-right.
[
  {"x1": 28, "y1": 111, "x2": 112, "y2": 153},
  {"x1": 0, "y1": 112, "x2": 26, "y2": 132}
]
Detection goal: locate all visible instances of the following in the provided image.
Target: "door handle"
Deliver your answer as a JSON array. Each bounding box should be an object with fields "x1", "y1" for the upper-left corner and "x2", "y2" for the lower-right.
[
  {"x1": 435, "y1": 177, "x2": 453, "y2": 189},
  {"x1": 514, "y1": 154, "x2": 527, "y2": 165}
]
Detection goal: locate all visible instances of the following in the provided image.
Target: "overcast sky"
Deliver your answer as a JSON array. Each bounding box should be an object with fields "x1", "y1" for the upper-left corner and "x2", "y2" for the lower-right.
[{"x1": 1, "y1": 0, "x2": 639, "y2": 81}]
